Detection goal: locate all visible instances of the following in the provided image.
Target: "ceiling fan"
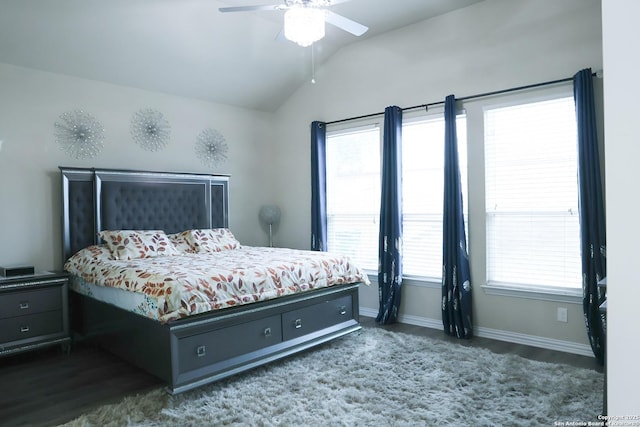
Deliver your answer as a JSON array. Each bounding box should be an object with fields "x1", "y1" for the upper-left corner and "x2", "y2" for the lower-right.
[{"x1": 219, "y1": 0, "x2": 369, "y2": 47}]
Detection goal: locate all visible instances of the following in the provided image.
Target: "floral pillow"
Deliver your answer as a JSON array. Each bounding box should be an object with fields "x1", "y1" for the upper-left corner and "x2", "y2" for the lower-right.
[
  {"x1": 98, "y1": 230, "x2": 179, "y2": 260},
  {"x1": 68, "y1": 244, "x2": 113, "y2": 264},
  {"x1": 167, "y1": 230, "x2": 197, "y2": 254},
  {"x1": 64, "y1": 244, "x2": 116, "y2": 280},
  {"x1": 184, "y1": 228, "x2": 241, "y2": 253}
]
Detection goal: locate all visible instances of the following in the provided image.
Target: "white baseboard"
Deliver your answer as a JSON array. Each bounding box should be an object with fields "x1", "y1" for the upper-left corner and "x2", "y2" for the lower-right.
[{"x1": 359, "y1": 307, "x2": 594, "y2": 357}]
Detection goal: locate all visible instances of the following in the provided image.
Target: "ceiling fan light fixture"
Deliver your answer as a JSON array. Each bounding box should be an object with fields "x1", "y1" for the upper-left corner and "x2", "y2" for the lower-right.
[{"x1": 284, "y1": 7, "x2": 325, "y2": 47}]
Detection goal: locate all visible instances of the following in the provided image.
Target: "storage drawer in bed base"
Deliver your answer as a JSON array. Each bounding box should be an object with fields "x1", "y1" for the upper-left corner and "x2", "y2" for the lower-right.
[
  {"x1": 72, "y1": 283, "x2": 361, "y2": 395},
  {"x1": 172, "y1": 318, "x2": 360, "y2": 395},
  {"x1": 176, "y1": 313, "x2": 283, "y2": 373},
  {"x1": 282, "y1": 294, "x2": 353, "y2": 341},
  {"x1": 169, "y1": 285, "x2": 360, "y2": 394}
]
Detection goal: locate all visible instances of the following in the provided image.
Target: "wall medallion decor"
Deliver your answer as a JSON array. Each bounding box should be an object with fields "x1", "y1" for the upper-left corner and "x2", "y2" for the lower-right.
[
  {"x1": 54, "y1": 110, "x2": 105, "y2": 159},
  {"x1": 195, "y1": 128, "x2": 228, "y2": 167},
  {"x1": 130, "y1": 108, "x2": 171, "y2": 151}
]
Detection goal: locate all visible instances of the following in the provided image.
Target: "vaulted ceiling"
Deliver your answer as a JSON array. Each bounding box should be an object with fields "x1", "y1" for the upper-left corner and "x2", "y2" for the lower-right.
[{"x1": 0, "y1": 0, "x2": 483, "y2": 111}]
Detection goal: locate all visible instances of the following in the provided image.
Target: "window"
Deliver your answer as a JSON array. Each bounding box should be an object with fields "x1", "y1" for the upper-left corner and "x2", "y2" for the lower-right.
[
  {"x1": 402, "y1": 115, "x2": 467, "y2": 280},
  {"x1": 326, "y1": 115, "x2": 468, "y2": 280},
  {"x1": 484, "y1": 96, "x2": 581, "y2": 290},
  {"x1": 326, "y1": 125, "x2": 380, "y2": 271},
  {"x1": 324, "y1": 87, "x2": 587, "y2": 300}
]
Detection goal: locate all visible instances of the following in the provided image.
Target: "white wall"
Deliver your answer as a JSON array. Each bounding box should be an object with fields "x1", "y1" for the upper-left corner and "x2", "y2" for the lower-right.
[
  {"x1": 0, "y1": 63, "x2": 277, "y2": 271},
  {"x1": 602, "y1": 0, "x2": 640, "y2": 416},
  {"x1": 273, "y1": 0, "x2": 603, "y2": 350}
]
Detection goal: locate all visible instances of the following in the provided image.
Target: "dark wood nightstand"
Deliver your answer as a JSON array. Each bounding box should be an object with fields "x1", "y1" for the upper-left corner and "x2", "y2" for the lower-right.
[{"x1": 0, "y1": 271, "x2": 70, "y2": 357}]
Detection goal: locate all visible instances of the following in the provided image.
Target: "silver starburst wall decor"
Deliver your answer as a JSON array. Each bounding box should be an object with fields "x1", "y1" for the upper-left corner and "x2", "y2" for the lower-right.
[
  {"x1": 130, "y1": 108, "x2": 171, "y2": 151},
  {"x1": 54, "y1": 110, "x2": 105, "y2": 159},
  {"x1": 195, "y1": 128, "x2": 228, "y2": 167}
]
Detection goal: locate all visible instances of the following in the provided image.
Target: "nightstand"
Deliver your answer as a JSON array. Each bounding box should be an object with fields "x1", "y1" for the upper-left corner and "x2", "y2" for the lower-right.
[{"x1": 0, "y1": 271, "x2": 70, "y2": 357}]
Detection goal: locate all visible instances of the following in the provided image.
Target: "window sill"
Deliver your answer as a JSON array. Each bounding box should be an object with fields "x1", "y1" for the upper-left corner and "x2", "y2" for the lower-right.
[
  {"x1": 364, "y1": 271, "x2": 441, "y2": 289},
  {"x1": 482, "y1": 281, "x2": 582, "y2": 304},
  {"x1": 366, "y1": 274, "x2": 581, "y2": 304}
]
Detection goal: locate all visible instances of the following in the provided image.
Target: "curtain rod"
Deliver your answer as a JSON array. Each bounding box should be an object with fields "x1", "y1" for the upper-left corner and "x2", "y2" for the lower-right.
[{"x1": 325, "y1": 71, "x2": 598, "y2": 126}]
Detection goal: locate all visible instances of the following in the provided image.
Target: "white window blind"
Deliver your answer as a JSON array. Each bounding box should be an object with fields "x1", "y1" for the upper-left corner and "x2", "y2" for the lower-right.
[
  {"x1": 402, "y1": 116, "x2": 467, "y2": 279},
  {"x1": 326, "y1": 126, "x2": 380, "y2": 271},
  {"x1": 484, "y1": 96, "x2": 582, "y2": 289}
]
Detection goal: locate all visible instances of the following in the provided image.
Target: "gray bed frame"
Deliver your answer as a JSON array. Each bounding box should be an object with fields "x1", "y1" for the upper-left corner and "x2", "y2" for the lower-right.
[{"x1": 60, "y1": 167, "x2": 361, "y2": 394}]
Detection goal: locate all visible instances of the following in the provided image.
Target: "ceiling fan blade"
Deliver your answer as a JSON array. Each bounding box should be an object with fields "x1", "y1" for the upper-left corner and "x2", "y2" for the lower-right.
[
  {"x1": 324, "y1": 10, "x2": 368, "y2": 36},
  {"x1": 219, "y1": 5, "x2": 283, "y2": 13}
]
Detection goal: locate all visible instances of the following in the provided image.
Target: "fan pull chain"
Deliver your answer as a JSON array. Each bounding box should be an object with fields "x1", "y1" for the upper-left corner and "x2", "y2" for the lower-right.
[{"x1": 311, "y1": 43, "x2": 316, "y2": 84}]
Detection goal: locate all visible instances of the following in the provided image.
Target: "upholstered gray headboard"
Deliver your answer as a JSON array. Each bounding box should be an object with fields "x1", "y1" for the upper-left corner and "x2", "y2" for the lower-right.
[{"x1": 60, "y1": 167, "x2": 229, "y2": 263}]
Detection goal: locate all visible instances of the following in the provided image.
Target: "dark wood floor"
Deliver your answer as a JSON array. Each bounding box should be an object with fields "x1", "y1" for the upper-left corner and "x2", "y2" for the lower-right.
[{"x1": 0, "y1": 316, "x2": 603, "y2": 427}]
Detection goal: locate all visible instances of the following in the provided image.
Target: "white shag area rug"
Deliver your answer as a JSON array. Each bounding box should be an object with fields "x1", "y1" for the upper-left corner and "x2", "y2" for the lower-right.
[{"x1": 60, "y1": 327, "x2": 603, "y2": 427}]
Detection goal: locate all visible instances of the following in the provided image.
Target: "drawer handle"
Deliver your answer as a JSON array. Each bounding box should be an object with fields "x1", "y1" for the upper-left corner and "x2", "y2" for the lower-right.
[
  {"x1": 264, "y1": 327, "x2": 272, "y2": 337},
  {"x1": 20, "y1": 326, "x2": 30, "y2": 333},
  {"x1": 19, "y1": 302, "x2": 30, "y2": 310},
  {"x1": 338, "y1": 305, "x2": 347, "y2": 315},
  {"x1": 196, "y1": 345, "x2": 206, "y2": 357},
  {"x1": 294, "y1": 318, "x2": 302, "y2": 329}
]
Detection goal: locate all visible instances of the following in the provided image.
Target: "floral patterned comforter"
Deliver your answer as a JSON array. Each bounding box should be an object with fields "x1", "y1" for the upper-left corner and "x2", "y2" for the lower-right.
[{"x1": 64, "y1": 245, "x2": 370, "y2": 323}]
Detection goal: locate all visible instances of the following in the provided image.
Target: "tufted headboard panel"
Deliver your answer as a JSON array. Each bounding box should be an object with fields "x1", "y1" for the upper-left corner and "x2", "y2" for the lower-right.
[{"x1": 60, "y1": 167, "x2": 229, "y2": 263}]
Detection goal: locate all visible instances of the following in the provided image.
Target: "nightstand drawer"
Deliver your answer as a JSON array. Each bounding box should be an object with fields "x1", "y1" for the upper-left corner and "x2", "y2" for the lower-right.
[
  {"x1": 0, "y1": 311, "x2": 63, "y2": 342},
  {"x1": 282, "y1": 294, "x2": 353, "y2": 341},
  {"x1": 0, "y1": 287, "x2": 61, "y2": 319}
]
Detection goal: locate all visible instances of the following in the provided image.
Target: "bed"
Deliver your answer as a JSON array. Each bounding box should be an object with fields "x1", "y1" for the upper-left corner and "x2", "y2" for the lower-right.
[{"x1": 60, "y1": 167, "x2": 368, "y2": 394}]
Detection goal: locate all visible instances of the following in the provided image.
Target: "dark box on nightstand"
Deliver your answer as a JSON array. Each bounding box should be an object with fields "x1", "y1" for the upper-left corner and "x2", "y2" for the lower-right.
[{"x1": 0, "y1": 265, "x2": 35, "y2": 277}]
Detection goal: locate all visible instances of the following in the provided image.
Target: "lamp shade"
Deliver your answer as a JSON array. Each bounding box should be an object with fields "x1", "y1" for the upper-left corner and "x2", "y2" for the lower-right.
[
  {"x1": 259, "y1": 205, "x2": 281, "y2": 226},
  {"x1": 284, "y1": 7, "x2": 325, "y2": 47}
]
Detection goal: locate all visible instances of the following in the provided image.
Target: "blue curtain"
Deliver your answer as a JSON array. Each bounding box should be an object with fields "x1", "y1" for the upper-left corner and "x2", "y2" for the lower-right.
[
  {"x1": 310, "y1": 121, "x2": 327, "y2": 251},
  {"x1": 376, "y1": 106, "x2": 403, "y2": 324},
  {"x1": 442, "y1": 95, "x2": 473, "y2": 338},
  {"x1": 574, "y1": 68, "x2": 606, "y2": 364}
]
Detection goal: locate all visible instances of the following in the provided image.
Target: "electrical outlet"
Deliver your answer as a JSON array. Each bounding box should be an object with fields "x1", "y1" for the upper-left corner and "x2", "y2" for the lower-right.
[{"x1": 557, "y1": 307, "x2": 568, "y2": 323}]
